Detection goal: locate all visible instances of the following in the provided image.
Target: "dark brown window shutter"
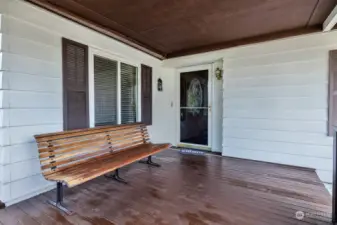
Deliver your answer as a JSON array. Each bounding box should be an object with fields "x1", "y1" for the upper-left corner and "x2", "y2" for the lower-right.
[
  {"x1": 329, "y1": 50, "x2": 337, "y2": 136},
  {"x1": 141, "y1": 64, "x2": 153, "y2": 125},
  {"x1": 62, "y1": 38, "x2": 89, "y2": 130}
]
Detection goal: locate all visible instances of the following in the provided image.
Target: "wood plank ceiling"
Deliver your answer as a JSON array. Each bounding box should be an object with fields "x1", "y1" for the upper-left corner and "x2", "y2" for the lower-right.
[{"x1": 26, "y1": 0, "x2": 337, "y2": 59}]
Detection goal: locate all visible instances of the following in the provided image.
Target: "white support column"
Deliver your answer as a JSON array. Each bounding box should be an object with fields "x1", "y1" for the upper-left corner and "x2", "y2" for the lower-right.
[
  {"x1": 0, "y1": 12, "x2": 7, "y2": 205},
  {"x1": 323, "y1": 5, "x2": 337, "y2": 32},
  {"x1": 117, "y1": 62, "x2": 121, "y2": 124}
]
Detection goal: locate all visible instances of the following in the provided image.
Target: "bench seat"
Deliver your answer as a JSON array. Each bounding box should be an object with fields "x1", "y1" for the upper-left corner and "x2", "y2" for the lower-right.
[
  {"x1": 34, "y1": 123, "x2": 171, "y2": 215},
  {"x1": 46, "y1": 143, "x2": 170, "y2": 187}
]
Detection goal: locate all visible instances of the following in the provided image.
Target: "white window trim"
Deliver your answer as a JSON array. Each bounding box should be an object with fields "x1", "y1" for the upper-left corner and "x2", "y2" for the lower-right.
[{"x1": 88, "y1": 47, "x2": 142, "y2": 128}]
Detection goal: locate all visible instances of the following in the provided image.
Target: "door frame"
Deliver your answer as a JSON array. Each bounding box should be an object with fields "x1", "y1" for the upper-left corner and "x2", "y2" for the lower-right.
[{"x1": 176, "y1": 64, "x2": 213, "y2": 150}]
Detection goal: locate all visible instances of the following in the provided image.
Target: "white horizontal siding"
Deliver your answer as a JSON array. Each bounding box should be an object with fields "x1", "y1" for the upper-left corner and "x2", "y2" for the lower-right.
[
  {"x1": 225, "y1": 84, "x2": 327, "y2": 98},
  {"x1": 224, "y1": 147, "x2": 332, "y2": 181},
  {"x1": 2, "y1": 124, "x2": 62, "y2": 146},
  {"x1": 8, "y1": 109, "x2": 62, "y2": 127},
  {"x1": 6, "y1": 91, "x2": 62, "y2": 109},
  {"x1": 1, "y1": 143, "x2": 39, "y2": 165},
  {"x1": 223, "y1": 147, "x2": 331, "y2": 170},
  {"x1": 2, "y1": 71, "x2": 62, "y2": 93},
  {"x1": 222, "y1": 37, "x2": 334, "y2": 183},
  {"x1": 224, "y1": 118, "x2": 327, "y2": 133},
  {"x1": 223, "y1": 47, "x2": 330, "y2": 69},
  {"x1": 224, "y1": 128, "x2": 332, "y2": 146},
  {"x1": 2, "y1": 33, "x2": 60, "y2": 62},
  {"x1": 226, "y1": 71, "x2": 327, "y2": 88},
  {"x1": 225, "y1": 97, "x2": 326, "y2": 110},
  {"x1": 1, "y1": 159, "x2": 41, "y2": 184},
  {"x1": 1, "y1": 174, "x2": 53, "y2": 205},
  {"x1": 223, "y1": 137, "x2": 331, "y2": 158},
  {"x1": 225, "y1": 108, "x2": 327, "y2": 121},
  {"x1": 226, "y1": 59, "x2": 325, "y2": 77},
  {"x1": 1, "y1": 52, "x2": 60, "y2": 77}
]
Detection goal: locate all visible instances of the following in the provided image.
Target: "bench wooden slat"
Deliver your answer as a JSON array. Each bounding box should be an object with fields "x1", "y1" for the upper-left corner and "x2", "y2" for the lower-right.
[
  {"x1": 41, "y1": 142, "x2": 149, "y2": 174},
  {"x1": 66, "y1": 144, "x2": 170, "y2": 187},
  {"x1": 38, "y1": 129, "x2": 148, "y2": 150},
  {"x1": 47, "y1": 143, "x2": 170, "y2": 187},
  {"x1": 40, "y1": 143, "x2": 110, "y2": 165},
  {"x1": 45, "y1": 144, "x2": 153, "y2": 181},
  {"x1": 40, "y1": 138, "x2": 149, "y2": 170},
  {"x1": 35, "y1": 123, "x2": 171, "y2": 187},
  {"x1": 37, "y1": 127, "x2": 146, "y2": 149},
  {"x1": 35, "y1": 123, "x2": 143, "y2": 142},
  {"x1": 39, "y1": 133, "x2": 148, "y2": 158},
  {"x1": 39, "y1": 139, "x2": 108, "y2": 158},
  {"x1": 38, "y1": 135, "x2": 108, "y2": 152}
]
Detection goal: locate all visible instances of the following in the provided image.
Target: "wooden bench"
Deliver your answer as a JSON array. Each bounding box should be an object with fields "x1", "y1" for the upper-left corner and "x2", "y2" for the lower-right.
[{"x1": 34, "y1": 123, "x2": 171, "y2": 215}]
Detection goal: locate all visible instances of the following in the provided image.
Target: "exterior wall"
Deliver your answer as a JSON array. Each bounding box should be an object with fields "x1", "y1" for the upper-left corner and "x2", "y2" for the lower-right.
[
  {"x1": 221, "y1": 42, "x2": 332, "y2": 183},
  {"x1": 164, "y1": 31, "x2": 337, "y2": 184},
  {"x1": 0, "y1": 0, "x2": 175, "y2": 205}
]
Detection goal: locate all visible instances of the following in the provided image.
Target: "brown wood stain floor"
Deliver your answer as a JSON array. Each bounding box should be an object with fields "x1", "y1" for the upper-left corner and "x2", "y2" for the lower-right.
[{"x1": 0, "y1": 149, "x2": 332, "y2": 225}]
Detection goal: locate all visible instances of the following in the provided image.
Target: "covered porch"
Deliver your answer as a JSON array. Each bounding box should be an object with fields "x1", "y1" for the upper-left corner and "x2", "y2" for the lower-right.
[
  {"x1": 0, "y1": 0, "x2": 336, "y2": 224},
  {"x1": 0, "y1": 150, "x2": 332, "y2": 225}
]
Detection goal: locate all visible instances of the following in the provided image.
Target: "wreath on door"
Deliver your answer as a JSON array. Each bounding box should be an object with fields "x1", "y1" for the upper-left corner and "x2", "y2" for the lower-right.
[{"x1": 187, "y1": 78, "x2": 203, "y2": 115}]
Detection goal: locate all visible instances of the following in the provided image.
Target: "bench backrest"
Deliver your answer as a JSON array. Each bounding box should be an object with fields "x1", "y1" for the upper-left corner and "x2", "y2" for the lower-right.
[{"x1": 34, "y1": 123, "x2": 149, "y2": 178}]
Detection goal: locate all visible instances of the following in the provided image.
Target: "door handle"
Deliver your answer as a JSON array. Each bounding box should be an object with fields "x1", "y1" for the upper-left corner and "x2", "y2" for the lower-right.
[{"x1": 208, "y1": 106, "x2": 211, "y2": 112}]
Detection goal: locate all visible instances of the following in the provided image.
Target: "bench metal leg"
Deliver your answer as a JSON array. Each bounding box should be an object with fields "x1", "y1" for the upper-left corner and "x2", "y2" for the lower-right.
[
  {"x1": 47, "y1": 182, "x2": 74, "y2": 216},
  {"x1": 105, "y1": 169, "x2": 128, "y2": 184},
  {"x1": 139, "y1": 155, "x2": 161, "y2": 167}
]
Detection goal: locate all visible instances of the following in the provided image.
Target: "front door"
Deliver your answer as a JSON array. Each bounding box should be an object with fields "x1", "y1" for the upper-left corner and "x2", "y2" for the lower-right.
[{"x1": 179, "y1": 65, "x2": 211, "y2": 149}]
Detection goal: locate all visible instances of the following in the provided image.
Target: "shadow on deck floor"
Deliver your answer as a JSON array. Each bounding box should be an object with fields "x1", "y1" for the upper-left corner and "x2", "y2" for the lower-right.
[{"x1": 0, "y1": 149, "x2": 332, "y2": 225}]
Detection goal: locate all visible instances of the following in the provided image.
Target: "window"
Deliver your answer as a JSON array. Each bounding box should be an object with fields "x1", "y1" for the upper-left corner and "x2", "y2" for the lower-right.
[
  {"x1": 94, "y1": 56, "x2": 118, "y2": 126},
  {"x1": 121, "y1": 63, "x2": 138, "y2": 124},
  {"x1": 93, "y1": 55, "x2": 139, "y2": 126}
]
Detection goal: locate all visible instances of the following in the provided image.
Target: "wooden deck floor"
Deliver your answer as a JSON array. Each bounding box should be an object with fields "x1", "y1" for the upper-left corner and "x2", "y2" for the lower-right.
[{"x1": 0, "y1": 149, "x2": 332, "y2": 225}]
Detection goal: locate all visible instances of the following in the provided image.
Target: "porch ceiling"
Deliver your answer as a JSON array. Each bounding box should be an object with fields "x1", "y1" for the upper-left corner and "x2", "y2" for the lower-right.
[{"x1": 26, "y1": 0, "x2": 337, "y2": 59}]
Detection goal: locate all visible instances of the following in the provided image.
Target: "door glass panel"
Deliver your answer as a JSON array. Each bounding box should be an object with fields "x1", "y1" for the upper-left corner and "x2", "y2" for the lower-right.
[
  {"x1": 180, "y1": 70, "x2": 208, "y2": 145},
  {"x1": 180, "y1": 108, "x2": 208, "y2": 145},
  {"x1": 180, "y1": 70, "x2": 208, "y2": 107}
]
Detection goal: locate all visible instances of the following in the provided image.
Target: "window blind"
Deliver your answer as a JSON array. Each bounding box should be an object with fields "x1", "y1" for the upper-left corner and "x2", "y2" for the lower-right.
[
  {"x1": 94, "y1": 56, "x2": 118, "y2": 126},
  {"x1": 121, "y1": 63, "x2": 138, "y2": 124}
]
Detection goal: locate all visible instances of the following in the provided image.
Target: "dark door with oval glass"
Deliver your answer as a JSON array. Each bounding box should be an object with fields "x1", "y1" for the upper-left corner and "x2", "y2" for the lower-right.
[{"x1": 180, "y1": 70, "x2": 209, "y2": 146}]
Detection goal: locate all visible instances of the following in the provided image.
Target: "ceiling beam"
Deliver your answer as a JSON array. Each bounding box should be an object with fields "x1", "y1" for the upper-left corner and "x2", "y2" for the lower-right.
[
  {"x1": 323, "y1": 4, "x2": 337, "y2": 32},
  {"x1": 25, "y1": 0, "x2": 166, "y2": 60},
  {"x1": 167, "y1": 26, "x2": 321, "y2": 58}
]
